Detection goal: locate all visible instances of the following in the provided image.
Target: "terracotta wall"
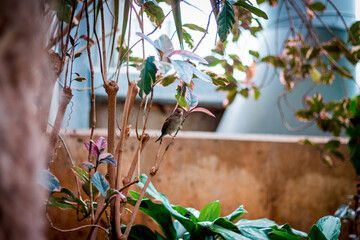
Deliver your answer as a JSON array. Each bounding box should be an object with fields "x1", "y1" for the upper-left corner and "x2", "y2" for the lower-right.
[{"x1": 47, "y1": 129, "x2": 356, "y2": 239}]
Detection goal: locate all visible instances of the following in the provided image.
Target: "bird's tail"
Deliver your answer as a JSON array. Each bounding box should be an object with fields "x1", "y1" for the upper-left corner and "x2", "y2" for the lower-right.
[{"x1": 155, "y1": 134, "x2": 163, "y2": 143}]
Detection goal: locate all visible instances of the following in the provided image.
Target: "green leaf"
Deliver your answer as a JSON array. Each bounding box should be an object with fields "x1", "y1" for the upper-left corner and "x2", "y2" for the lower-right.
[
  {"x1": 310, "y1": 67, "x2": 321, "y2": 84},
  {"x1": 71, "y1": 166, "x2": 99, "y2": 197},
  {"x1": 308, "y1": 225, "x2": 327, "y2": 240},
  {"x1": 198, "y1": 201, "x2": 221, "y2": 222},
  {"x1": 137, "y1": 174, "x2": 197, "y2": 233},
  {"x1": 309, "y1": 2, "x2": 326, "y2": 12},
  {"x1": 142, "y1": 0, "x2": 165, "y2": 26},
  {"x1": 183, "y1": 23, "x2": 207, "y2": 33},
  {"x1": 323, "y1": 140, "x2": 340, "y2": 152},
  {"x1": 159, "y1": 73, "x2": 177, "y2": 87},
  {"x1": 138, "y1": 56, "x2": 157, "y2": 97},
  {"x1": 295, "y1": 110, "x2": 313, "y2": 121},
  {"x1": 204, "y1": 56, "x2": 222, "y2": 67},
  {"x1": 126, "y1": 224, "x2": 159, "y2": 240},
  {"x1": 236, "y1": 218, "x2": 276, "y2": 229},
  {"x1": 349, "y1": 21, "x2": 360, "y2": 45},
  {"x1": 225, "y1": 205, "x2": 247, "y2": 222},
  {"x1": 239, "y1": 88, "x2": 249, "y2": 98},
  {"x1": 128, "y1": 192, "x2": 177, "y2": 240},
  {"x1": 39, "y1": 170, "x2": 61, "y2": 192},
  {"x1": 314, "y1": 216, "x2": 341, "y2": 240},
  {"x1": 217, "y1": 0, "x2": 235, "y2": 42},
  {"x1": 252, "y1": 86, "x2": 260, "y2": 100},
  {"x1": 268, "y1": 224, "x2": 308, "y2": 240},
  {"x1": 298, "y1": 138, "x2": 319, "y2": 147},
  {"x1": 234, "y1": 1, "x2": 268, "y2": 19},
  {"x1": 182, "y1": 31, "x2": 194, "y2": 49},
  {"x1": 249, "y1": 50, "x2": 260, "y2": 59},
  {"x1": 92, "y1": 172, "x2": 109, "y2": 198}
]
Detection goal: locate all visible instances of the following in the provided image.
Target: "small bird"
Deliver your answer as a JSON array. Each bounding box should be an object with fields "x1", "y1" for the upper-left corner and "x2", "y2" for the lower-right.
[{"x1": 156, "y1": 108, "x2": 184, "y2": 142}]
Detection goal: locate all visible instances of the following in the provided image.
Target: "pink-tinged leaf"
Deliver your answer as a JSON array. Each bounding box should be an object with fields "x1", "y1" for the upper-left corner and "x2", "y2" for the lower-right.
[
  {"x1": 190, "y1": 107, "x2": 216, "y2": 118},
  {"x1": 84, "y1": 140, "x2": 100, "y2": 159},
  {"x1": 168, "y1": 50, "x2": 208, "y2": 64},
  {"x1": 82, "y1": 161, "x2": 95, "y2": 169},
  {"x1": 95, "y1": 137, "x2": 107, "y2": 152},
  {"x1": 98, "y1": 153, "x2": 117, "y2": 167}
]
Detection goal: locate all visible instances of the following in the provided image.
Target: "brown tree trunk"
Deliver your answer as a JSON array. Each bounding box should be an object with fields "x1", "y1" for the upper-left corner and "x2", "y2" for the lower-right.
[{"x1": 0, "y1": 1, "x2": 51, "y2": 240}]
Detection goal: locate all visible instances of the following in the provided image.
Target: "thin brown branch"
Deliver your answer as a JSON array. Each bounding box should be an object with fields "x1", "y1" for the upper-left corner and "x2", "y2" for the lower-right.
[
  {"x1": 49, "y1": 87, "x2": 73, "y2": 164},
  {"x1": 46, "y1": 207, "x2": 108, "y2": 234},
  {"x1": 193, "y1": 9, "x2": 212, "y2": 53},
  {"x1": 84, "y1": 0, "x2": 96, "y2": 224},
  {"x1": 122, "y1": 175, "x2": 153, "y2": 240},
  {"x1": 47, "y1": 0, "x2": 95, "y2": 49},
  {"x1": 114, "y1": 81, "x2": 139, "y2": 238},
  {"x1": 325, "y1": 0, "x2": 355, "y2": 43},
  {"x1": 100, "y1": 0, "x2": 108, "y2": 81}
]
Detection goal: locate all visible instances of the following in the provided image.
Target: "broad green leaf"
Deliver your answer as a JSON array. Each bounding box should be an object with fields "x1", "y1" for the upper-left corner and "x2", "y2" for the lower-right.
[
  {"x1": 197, "y1": 222, "x2": 248, "y2": 240},
  {"x1": 240, "y1": 88, "x2": 249, "y2": 98},
  {"x1": 239, "y1": 227, "x2": 269, "y2": 240},
  {"x1": 234, "y1": 1, "x2": 268, "y2": 19},
  {"x1": 323, "y1": 140, "x2": 340, "y2": 152},
  {"x1": 171, "y1": 60, "x2": 194, "y2": 84},
  {"x1": 295, "y1": 110, "x2": 313, "y2": 121},
  {"x1": 92, "y1": 172, "x2": 109, "y2": 198},
  {"x1": 138, "y1": 56, "x2": 157, "y2": 97},
  {"x1": 128, "y1": 192, "x2": 177, "y2": 240},
  {"x1": 268, "y1": 224, "x2": 308, "y2": 240},
  {"x1": 183, "y1": 23, "x2": 207, "y2": 33},
  {"x1": 159, "y1": 73, "x2": 177, "y2": 86},
  {"x1": 198, "y1": 201, "x2": 221, "y2": 222},
  {"x1": 309, "y1": 2, "x2": 326, "y2": 12},
  {"x1": 225, "y1": 205, "x2": 247, "y2": 222},
  {"x1": 315, "y1": 216, "x2": 341, "y2": 240},
  {"x1": 236, "y1": 218, "x2": 276, "y2": 229},
  {"x1": 349, "y1": 21, "x2": 360, "y2": 45},
  {"x1": 217, "y1": 0, "x2": 235, "y2": 42},
  {"x1": 137, "y1": 174, "x2": 196, "y2": 232},
  {"x1": 48, "y1": 196, "x2": 77, "y2": 210},
  {"x1": 142, "y1": 0, "x2": 165, "y2": 26},
  {"x1": 126, "y1": 224, "x2": 159, "y2": 240},
  {"x1": 39, "y1": 170, "x2": 61, "y2": 192},
  {"x1": 308, "y1": 225, "x2": 327, "y2": 240}
]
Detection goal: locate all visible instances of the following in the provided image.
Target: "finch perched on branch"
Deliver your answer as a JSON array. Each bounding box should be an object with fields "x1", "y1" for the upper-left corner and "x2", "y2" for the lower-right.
[{"x1": 156, "y1": 108, "x2": 184, "y2": 143}]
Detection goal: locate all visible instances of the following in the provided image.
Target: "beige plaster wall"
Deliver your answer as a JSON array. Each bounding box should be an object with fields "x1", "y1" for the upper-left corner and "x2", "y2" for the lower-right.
[{"x1": 47, "y1": 129, "x2": 356, "y2": 239}]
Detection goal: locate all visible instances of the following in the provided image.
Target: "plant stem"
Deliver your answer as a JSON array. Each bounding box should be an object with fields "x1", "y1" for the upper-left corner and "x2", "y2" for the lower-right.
[
  {"x1": 114, "y1": 81, "x2": 138, "y2": 238},
  {"x1": 49, "y1": 87, "x2": 73, "y2": 164}
]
